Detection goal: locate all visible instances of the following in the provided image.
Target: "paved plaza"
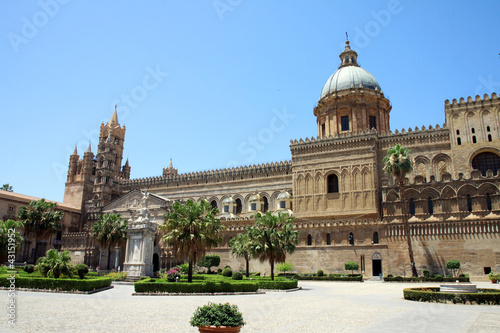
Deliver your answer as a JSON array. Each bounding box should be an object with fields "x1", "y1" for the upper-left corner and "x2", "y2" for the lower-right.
[{"x1": 1, "y1": 281, "x2": 499, "y2": 332}]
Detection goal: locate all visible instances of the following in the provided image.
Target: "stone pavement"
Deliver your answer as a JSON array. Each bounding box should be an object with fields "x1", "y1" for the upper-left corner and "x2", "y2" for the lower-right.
[{"x1": 1, "y1": 281, "x2": 499, "y2": 333}]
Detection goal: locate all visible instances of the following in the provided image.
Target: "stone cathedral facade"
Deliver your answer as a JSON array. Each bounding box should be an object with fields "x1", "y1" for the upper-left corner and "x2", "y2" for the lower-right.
[{"x1": 61, "y1": 41, "x2": 500, "y2": 278}]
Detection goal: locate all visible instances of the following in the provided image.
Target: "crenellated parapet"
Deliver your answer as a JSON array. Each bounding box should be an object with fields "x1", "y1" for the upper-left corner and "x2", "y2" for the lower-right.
[
  {"x1": 119, "y1": 160, "x2": 292, "y2": 189},
  {"x1": 445, "y1": 93, "x2": 499, "y2": 115}
]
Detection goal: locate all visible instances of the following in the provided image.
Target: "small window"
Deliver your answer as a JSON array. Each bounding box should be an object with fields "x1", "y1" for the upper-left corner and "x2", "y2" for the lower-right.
[
  {"x1": 8, "y1": 206, "x2": 15, "y2": 213},
  {"x1": 467, "y1": 194, "x2": 472, "y2": 212},
  {"x1": 427, "y1": 197, "x2": 433, "y2": 215},
  {"x1": 486, "y1": 193, "x2": 492, "y2": 212},
  {"x1": 484, "y1": 267, "x2": 492, "y2": 274},
  {"x1": 223, "y1": 206, "x2": 229, "y2": 213},
  {"x1": 262, "y1": 197, "x2": 269, "y2": 213},
  {"x1": 488, "y1": 134, "x2": 492, "y2": 142},
  {"x1": 307, "y1": 234, "x2": 312, "y2": 246},
  {"x1": 326, "y1": 233, "x2": 331, "y2": 245},
  {"x1": 250, "y1": 203, "x2": 257, "y2": 211},
  {"x1": 373, "y1": 232, "x2": 379, "y2": 244},
  {"x1": 280, "y1": 201, "x2": 286, "y2": 209},
  {"x1": 471, "y1": 128, "x2": 475, "y2": 134},
  {"x1": 341, "y1": 116, "x2": 349, "y2": 131},
  {"x1": 369, "y1": 116, "x2": 376, "y2": 130},
  {"x1": 327, "y1": 174, "x2": 339, "y2": 193},
  {"x1": 348, "y1": 232, "x2": 354, "y2": 245},
  {"x1": 472, "y1": 136, "x2": 477, "y2": 143},
  {"x1": 211, "y1": 200, "x2": 217, "y2": 209},
  {"x1": 456, "y1": 130, "x2": 460, "y2": 135},
  {"x1": 409, "y1": 198, "x2": 416, "y2": 216},
  {"x1": 457, "y1": 138, "x2": 461, "y2": 145},
  {"x1": 321, "y1": 123, "x2": 326, "y2": 137},
  {"x1": 487, "y1": 126, "x2": 491, "y2": 132}
]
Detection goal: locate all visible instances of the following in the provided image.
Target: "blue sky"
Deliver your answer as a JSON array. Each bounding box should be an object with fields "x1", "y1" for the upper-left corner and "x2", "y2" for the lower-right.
[{"x1": 1, "y1": 1, "x2": 499, "y2": 203}]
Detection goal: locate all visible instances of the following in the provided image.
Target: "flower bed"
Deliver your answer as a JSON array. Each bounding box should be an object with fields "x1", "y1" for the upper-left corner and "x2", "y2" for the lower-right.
[
  {"x1": 403, "y1": 287, "x2": 500, "y2": 305},
  {"x1": 0, "y1": 275, "x2": 112, "y2": 292}
]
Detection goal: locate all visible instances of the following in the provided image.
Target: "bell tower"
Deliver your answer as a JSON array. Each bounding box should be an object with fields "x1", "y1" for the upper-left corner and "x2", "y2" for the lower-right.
[{"x1": 93, "y1": 106, "x2": 129, "y2": 207}]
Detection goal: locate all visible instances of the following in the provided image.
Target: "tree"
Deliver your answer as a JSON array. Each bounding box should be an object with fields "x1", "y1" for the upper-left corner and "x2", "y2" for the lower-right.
[
  {"x1": 247, "y1": 212, "x2": 299, "y2": 281},
  {"x1": 197, "y1": 254, "x2": 220, "y2": 274},
  {"x1": 91, "y1": 213, "x2": 128, "y2": 270},
  {"x1": 383, "y1": 144, "x2": 418, "y2": 277},
  {"x1": 0, "y1": 219, "x2": 24, "y2": 263},
  {"x1": 277, "y1": 262, "x2": 294, "y2": 275},
  {"x1": 344, "y1": 262, "x2": 359, "y2": 274},
  {"x1": 446, "y1": 260, "x2": 461, "y2": 277},
  {"x1": 1, "y1": 184, "x2": 13, "y2": 192},
  {"x1": 230, "y1": 233, "x2": 252, "y2": 277},
  {"x1": 36, "y1": 249, "x2": 74, "y2": 278},
  {"x1": 160, "y1": 199, "x2": 223, "y2": 282},
  {"x1": 18, "y1": 199, "x2": 63, "y2": 262}
]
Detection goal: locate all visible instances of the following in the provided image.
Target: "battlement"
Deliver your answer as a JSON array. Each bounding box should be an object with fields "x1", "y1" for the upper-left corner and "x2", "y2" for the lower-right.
[
  {"x1": 119, "y1": 160, "x2": 292, "y2": 188},
  {"x1": 445, "y1": 93, "x2": 499, "y2": 113}
]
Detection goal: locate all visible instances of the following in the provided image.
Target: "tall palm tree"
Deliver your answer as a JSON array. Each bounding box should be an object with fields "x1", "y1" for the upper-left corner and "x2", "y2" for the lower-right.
[
  {"x1": 18, "y1": 199, "x2": 63, "y2": 262},
  {"x1": 160, "y1": 199, "x2": 223, "y2": 282},
  {"x1": 247, "y1": 212, "x2": 299, "y2": 281},
  {"x1": 230, "y1": 232, "x2": 251, "y2": 277},
  {"x1": 383, "y1": 144, "x2": 418, "y2": 277},
  {"x1": 91, "y1": 213, "x2": 128, "y2": 270}
]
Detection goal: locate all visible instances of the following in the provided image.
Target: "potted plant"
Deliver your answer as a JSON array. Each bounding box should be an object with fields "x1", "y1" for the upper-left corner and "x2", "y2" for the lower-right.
[
  {"x1": 190, "y1": 302, "x2": 245, "y2": 332},
  {"x1": 488, "y1": 272, "x2": 498, "y2": 284}
]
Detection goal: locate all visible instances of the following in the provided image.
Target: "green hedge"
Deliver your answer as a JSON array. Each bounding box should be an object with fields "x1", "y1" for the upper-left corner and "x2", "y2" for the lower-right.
[
  {"x1": 180, "y1": 275, "x2": 205, "y2": 281},
  {"x1": 404, "y1": 287, "x2": 500, "y2": 305},
  {"x1": 385, "y1": 276, "x2": 470, "y2": 283},
  {"x1": 296, "y1": 274, "x2": 363, "y2": 282},
  {"x1": 257, "y1": 279, "x2": 298, "y2": 289},
  {"x1": 134, "y1": 279, "x2": 259, "y2": 293},
  {"x1": 0, "y1": 276, "x2": 112, "y2": 292}
]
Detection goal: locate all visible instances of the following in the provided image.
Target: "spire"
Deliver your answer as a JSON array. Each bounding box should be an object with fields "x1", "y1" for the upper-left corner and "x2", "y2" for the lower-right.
[
  {"x1": 109, "y1": 105, "x2": 119, "y2": 126},
  {"x1": 86, "y1": 142, "x2": 92, "y2": 152},
  {"x1": 338, "y1": 40, "x2": 359, "y2": 69},
  {"x1": 168, "y1": 158, "x2": 173, "y2": 169},
  {"x1": 72, "y1": 145, "x2": 78, "y2": 155},
  {"x1": 124, "y1": 158, "x2": 129, "y2": 167}
]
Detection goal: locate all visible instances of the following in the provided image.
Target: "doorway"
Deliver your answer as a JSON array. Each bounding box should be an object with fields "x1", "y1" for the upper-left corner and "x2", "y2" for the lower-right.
[
  {"x1": 371, "y1": 252, "x2": 383, "y2": 277},
  {"x1": 153, "y1": 253, "x2": 160, "y2": 273}
]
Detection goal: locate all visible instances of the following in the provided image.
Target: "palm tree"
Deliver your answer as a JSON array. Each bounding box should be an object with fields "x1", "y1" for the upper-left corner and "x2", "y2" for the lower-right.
[
  {"x1": 247, "y1": 212, "x2": 299, "y2": 280},
  {"x1": 36, "y1": 249, "x2": 74, "y2": 278},
  {"x1": 0, "y1": 219, "x2": 24, "y2": 263},
  {"x1": 91, "y1": 213, "x2": 128, "y2": 270},
  {"x1": 383, "y1": 144, "x2": 418, "y2": 277},
  {"x1": 18, "y1": 199, "x2": 64, "y2": 262},
  {"x1": 1, "y1": 184, "x2": 13, "y2": 192},
  {"x1": 160, "y1": 199, "x2": 223, "y2": 282},
  {"x1": 230, "y1": 232, "x2": 251, "y2": 277}
]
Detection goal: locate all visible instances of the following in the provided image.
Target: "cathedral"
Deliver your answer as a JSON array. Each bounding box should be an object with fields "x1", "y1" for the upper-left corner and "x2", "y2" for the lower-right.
[{"x1": 61, "y1": 41, "x2": 500, "y2": 278}]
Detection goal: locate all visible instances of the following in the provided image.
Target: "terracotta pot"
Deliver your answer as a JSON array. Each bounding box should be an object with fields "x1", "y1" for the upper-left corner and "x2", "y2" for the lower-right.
[
  {"x1": 198, "y1": 326, "x2": 242, "y2": 333},
  {"x1": 491, "y1": 279, "x2": 498, "y2": 284}
]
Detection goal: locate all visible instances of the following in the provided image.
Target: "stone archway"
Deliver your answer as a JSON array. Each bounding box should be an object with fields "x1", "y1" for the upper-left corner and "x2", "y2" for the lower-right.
[{"x1": 372, "y1": 252, "x2": 383, "y2": 277}]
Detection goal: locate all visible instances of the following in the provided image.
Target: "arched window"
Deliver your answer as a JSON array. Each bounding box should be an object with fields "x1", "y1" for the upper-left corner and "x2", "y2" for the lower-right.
[
  {"x1": 235, "y1": 198, "x2": 242, "y2": 214},
  {"x1": 488, "y1": 134, "x2": 492, "y2": 142},
  {"x1": 409, "y1": 198, "x2": 416, "y2": 216},
  {"x1": 262, "y1": 196, "x2": 269, "y2": 213},
  {"x1": 466, "y1": 194, "x2": 473, "y2": 212},
  {"x1": 326, "y1": 233, "x2": 331, "y2": 245},
  {"x1": 472, "y1": 152, "x2": 500, "y2": 176},
  {"x1": 472, "y1": 136, "x2": 477, "y2": 143},
  {"x1": 457, "y1": 138, "x2": 461, "y2": 145},
  {"x1": 427, "y1": 197, "x2": 434, "y2": 215},
  {"x1": 486, "y1": 194, "x2": 492, "y2": 211},
  {"x1": 373, "y1": 232, "x2": 379, "y2": 244},
  {"x1": 327, "y1": 174, "x2": 339, "y2": 193},
  {"x1": 307, "y1": 234, "x2": 312, "y2": 246},
  {"x1": 348, "y1": 232, "x2": 354, "y2": 245},
  {"x1": 487, "y1": 126, "x2": 491, "y2": 132},
  {"x1": 211, "y1": 200, "x2": 217, "y2": 209}
]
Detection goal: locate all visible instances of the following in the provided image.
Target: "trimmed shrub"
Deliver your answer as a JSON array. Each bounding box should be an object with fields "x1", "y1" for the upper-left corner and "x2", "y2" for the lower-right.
[
  {"x1": 217, "y1": 268, "x2": 222, "y2": 275},
  {"x1": 384, "y1": 276, "x2": 469, "y2": 283},
  {"x1": 134, "y1": 279, "x2": 259, "y2": 293},
  {"x1": 422, "y1": 269, "x2": 430, "y2": 278},
  {"x1": 446, "y1": 260, "x2": 461, "y2": 277},
  {"x1": 24, "y1": 265, "x2": 35, "y2": 274},
  {"x1": 258, "y1": 279, "x2": 298, "y2": 290},
  {"x1": 317, "y1": 270, "x2": 324, "y2": 277},
  {"x1": 0, "y1": 276, "x2": 112, "y2": 291},
  {"x1": 76, "y1": 264, "x2": 89, "y2": 279},
  {"x1": 296, "y1": 274, "x2": 363, "y2": 282},
  {"x1": 232, "y1": 272, "x2": 243, "y2": 280},
  {"x1": 344, "y1": 262, "x2": 359, "y2": 274},
  {"x1": 222, "y1": 268, "x2": 233, "y2": 277},
  {"x1": 197, "y1": 254, "x2": 221, "y2": 274},
  {"x1": 404, "y1": 287, "x2": 500, "y2": 305}
]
